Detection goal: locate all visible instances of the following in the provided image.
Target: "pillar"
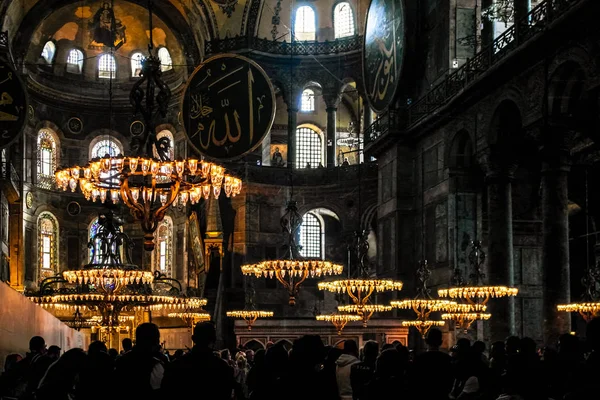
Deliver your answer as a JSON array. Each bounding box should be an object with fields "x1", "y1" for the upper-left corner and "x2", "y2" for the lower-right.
[
  {"x1": 480, "y1": 0, "x2": 495, "y2": 47},
  {"x1": 324, "y1": 94, "x2": 340, "y2": 168},
  {"x1": 287, "y1": 106, "x2": 298, "y2": 168},
  {"x1": 486, "y1": 168, "x2": 516, "y2": 341},
  {"x1": 541, "y1": 150, "x2": 571, "y2": 345}
]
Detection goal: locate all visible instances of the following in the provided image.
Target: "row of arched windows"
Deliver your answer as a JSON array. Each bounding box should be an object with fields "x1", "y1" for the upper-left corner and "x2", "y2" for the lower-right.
[
  {"x1": 40, "y1": 42, "x2": 173, "y2": 77},
  {"x1": 294, "y1": 2, "x2": 355, "y2": 41},
  {"x1": 37, "y1": 212, "x2": 174, "y2": 279},
  {"x1": 35, "y1": 129, "x2": 174, "y2": 187}
]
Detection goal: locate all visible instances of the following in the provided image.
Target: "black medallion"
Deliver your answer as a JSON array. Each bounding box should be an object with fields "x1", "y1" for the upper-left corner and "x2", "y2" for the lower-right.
[
  {"x1": 67, "y1": 117, "x2": 83, "y2": 134},
  {"x1": 0, "y1": 59, "x2": 28, "y2": 149},
  {"x1": 362, "y1": 0, "x2": 405, "y2": 113},
  {"x1": 182, "y1": 54, "x2": 275, "y2": 161}
]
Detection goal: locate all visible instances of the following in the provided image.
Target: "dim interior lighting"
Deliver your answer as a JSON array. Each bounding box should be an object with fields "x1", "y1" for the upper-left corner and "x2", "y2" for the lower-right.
[
  {"x1": 226, "y1": 310, "x2": 274, "y2": 330},
  {"x1": 337, "y1": 304, "x2": 392, "y2": 327},
  {"x1": 316, "y1": 313, "x2": 362, "y2": 335},
  {"x1": 318, "y1": 279, "x2": 403, "y2": 305}
]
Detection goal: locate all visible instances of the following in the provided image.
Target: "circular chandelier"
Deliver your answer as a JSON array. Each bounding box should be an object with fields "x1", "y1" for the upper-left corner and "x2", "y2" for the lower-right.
[
  {"x1": 241, "y1": 201, "x2": 343, "y2": 306},
  {"x1": 316, "y1": 313, "x2": 362, "y2": 335},
  {"x1": 226, "y1": 310, "x2": 274, "y2": 330},
  {"x1": 318, "y1": 279, "x2": 403, "y2": 306},
  {"x1": 391, "y1": 260, "x2": 457, "y2": 338},
  {"x1": 26, "y1": 212, "x2": 206, "y2": 328},
  {"x1": 337, "y1": 304, "x2": 392, "y2": 328},
  {"x1": 53, "y1": 8, "x2": 241, "y2": 251},
  {"x1": 437, "y1": 240, "x2": 517, "y2": 332}
]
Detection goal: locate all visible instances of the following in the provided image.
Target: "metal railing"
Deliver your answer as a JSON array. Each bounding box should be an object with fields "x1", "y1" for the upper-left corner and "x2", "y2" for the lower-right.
[
  {"x1": 205, "y1": 35, "x2": 363, "y2": 56},
  {"x1": 0, "y1": 161, "x2": 19, "y2": 189},
  {"x1": 365, "y1": 0, "x2": 583, "y2": 147}
]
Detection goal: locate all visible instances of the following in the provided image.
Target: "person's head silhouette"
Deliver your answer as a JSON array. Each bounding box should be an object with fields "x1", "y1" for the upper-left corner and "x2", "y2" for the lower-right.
[
  {"x1": 192, "y1": 321, "x2": 217, "y2": 349},
  {"x1": 135, "y1": 323, "x2": 160, "y2": 352}
]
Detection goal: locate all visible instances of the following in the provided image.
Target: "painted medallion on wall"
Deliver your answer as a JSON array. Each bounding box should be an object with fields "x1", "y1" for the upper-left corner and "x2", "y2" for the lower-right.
[
  {"x1": 0, "y1": 59, "x2": 28, "y2": 150},
  {"x1": 89, "y1": 2, "x2": 127, "y2": 49},
  {"x1": 362, "y1": 0, "x2": 406, "y2": 113},
  {"x1": 67, "y1": 117, "x2": 83, "y2": 134},
  {"x1": 25, "y1": 192, "x2": 33, "y2": 209},
  {"x1": 182, "y1": 54, "x2": 275, "y2": 161}
]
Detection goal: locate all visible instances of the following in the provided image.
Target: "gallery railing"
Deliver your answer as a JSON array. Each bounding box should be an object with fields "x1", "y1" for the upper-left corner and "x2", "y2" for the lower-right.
[
  {"x1": 364, "y1": 0, "x2": 584, "y2": 148},
  {"x1": 205, "y1": 35, "x2": 363, "y2": 56}
]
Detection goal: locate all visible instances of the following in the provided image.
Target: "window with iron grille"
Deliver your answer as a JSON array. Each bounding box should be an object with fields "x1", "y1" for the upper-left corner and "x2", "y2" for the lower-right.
[
  {"x1": 295, "y1": 6, "x2": 316, "y2": 41},
  {"x1": 301, "y1": 89, "x2": 315, "y2": 112},
  {"x1": 98, "y1": 54, "x2": 116, "y2": 79},
  {"x1": 296, "y1": 127, "x2": 322, "y2": 169},
  {"x1": 334, "y1": 2, "x2": 355, "y2": 38},
  {"x1": 131, "y1": 52, "x2": 144, "y2": 77},
  {"x1": 66, "y1": 49, "x2": 84, "y2": 74},
  {"x1": 158, "y1": 48, "x2": 173, "y2": 72},
  {"x1": 154, "y1": 217, "x2": 173, "y2": 276},
  {"x1": 38, "y1": 212, "x2": 58, "y2": 279},
  {"x1": 300, "y1": 213, "x2": 321, "y2": 258},
  {"x1": 37, "y1": 129, "x2": 58, "y2": 189}
]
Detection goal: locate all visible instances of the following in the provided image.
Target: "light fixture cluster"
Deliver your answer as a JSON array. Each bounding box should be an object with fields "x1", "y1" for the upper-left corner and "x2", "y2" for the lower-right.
[
  {"x1": 318, "y1": 279, "x2": 404, "y2": 305},
  {"x1": 226, "y1": 310, "x2": 274, "y2": 330},
  {"x1": 63, "y1": 269, "x2": 154, "y2": 288},
  {"x1": 337, "y1": 304, "x2": 392, "y2": 327},
  {"x1": 241, "y1": 260, "x2": 343, "y2": 279},
  {"x1": 438, "y1": 286, "x2": 518, "y2": 300},
  {"x1": 316, "y1": 313, "x2": 362, "y2": 335}
]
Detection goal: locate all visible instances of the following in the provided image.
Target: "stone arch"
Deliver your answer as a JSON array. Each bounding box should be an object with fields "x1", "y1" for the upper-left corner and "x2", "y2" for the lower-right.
[
  {"x1": 274, "y1": 339, "x2": 293, "y2": 351},
  {"x1": 447, "y1": 129, "x2": 475, "y2": 170},
  {"x1": 548, "y1": 60, "x2": 586, "y2": 120},
  {"x1": 242, "y1": 338, "x2": 265, "y2": 350}
]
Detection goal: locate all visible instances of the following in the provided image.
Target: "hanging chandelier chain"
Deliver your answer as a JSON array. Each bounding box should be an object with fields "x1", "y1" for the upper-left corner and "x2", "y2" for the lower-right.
[
  {"x1": 467, "y1": 240, "x2": 486, "y2": 286},
  {"x1": 415, "y1": 260, "x2": 432, "y2": 299}
]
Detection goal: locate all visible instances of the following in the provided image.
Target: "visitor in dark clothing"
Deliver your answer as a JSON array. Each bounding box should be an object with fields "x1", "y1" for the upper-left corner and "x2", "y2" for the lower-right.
[
  {"x1": 351, "y1": 340, "x2": 379, "y2": 400},
  {"x1": 0, "y1": 336, "x2": 54, "y2": 400},
  {"x1": 36, "y1": 348, "x2": 87, "y2": 400},
  {"x1": 286, "y1": 335, "x2": 328, "y2": 400},
  {"x1": 161, "y1": 321, "x2": 235, "y2": 400},
  {"x1": 411, "y1": 328, "x2": 452, "y2": 400},
  {"x1": 246, "y1": 349, "x2": 266, "y2": 399},
  {"x1": 364, "y1": 348, "x2": 405, "y2": 400},
  {"x1": 76, "y1": 341, "x2": 114, "y2": 400},
  {"x1": 114, "y1": 323, "x2": 164, "y2": 400}
]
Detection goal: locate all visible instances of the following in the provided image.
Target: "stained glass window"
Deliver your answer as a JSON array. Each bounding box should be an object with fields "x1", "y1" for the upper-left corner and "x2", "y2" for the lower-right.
[
  {"x1": 91, "y1": 138, "x2": 121, "y2": 159},
  {"x1": 37, "y1": 129, "x2": 58, "y2": 189},
  {"x1": 131, "y1": 52, "x2": 144, "y2": 77},
  {"x1": 154, "y1": 217, "x2": 173, "y2": 276},
  {"x1": 66, "y1": 49, "x2": 84, "y2": 74},
  {"x1": 41, "y1": 41, "x2": 55, "y2": 64},
  {"x1": 295, "y1": 6, "x2": 316, "y2": 41},
  {"x1": 89, "y1": 217, "x2": 121, "y2": 263},
  {"x1": 334, "y1": 2, "x2": 355, "y2": 38},
  {"x1": 296, "y1": 127, "x2": 322, "y2": 169},
  {"x1": 301, "y1": 89, "x2": 315, "y2": 112},
  {"x1": 98, "y1": 54, "x2": 116, "y2": 79},
  {"x1": 38, "y1": 212, "x2": 58, "y2": 279},
  {"x1": 299, "y1": 213, "x2": 321, "y2": 258},
  {"x1": 158, "y1": 48, "x2": 173, "y2": 72}
]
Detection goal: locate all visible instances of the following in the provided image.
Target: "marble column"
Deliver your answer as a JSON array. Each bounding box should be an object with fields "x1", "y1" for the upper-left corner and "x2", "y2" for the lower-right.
[
  {"x1": 486, "y1": 169, "x2": 516, "y2": 341},
  {"x1": 287, "y1": 106, "x2": 298, "y2": 168},
  {"x1": 541, "y1": 152, "x2": 571, "y2": 345}
]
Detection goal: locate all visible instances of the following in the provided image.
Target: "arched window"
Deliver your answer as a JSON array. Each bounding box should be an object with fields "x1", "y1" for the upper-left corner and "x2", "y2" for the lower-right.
[
  {"x1": 90, "y1": 138, "x2": 122, "y2": 159},
  {"x1": 41, "y1": 41, "x2": 56, "y2": 64},
  {"x1": 296, "y1": 126, "x2": 322, "y2": 168},
  {"x1": 37, "y1": 129, "x2": 58, "y2": 189},
  {"x1": 334, "y1": 2, "x2": 355, "y2": 38},
  {"x1": 158, "y1": 48, "x2": 173, "y2": 72},
  {"x1": 66, "y1": 49, "x2": 84, "y2": 74},
  {"x1": 89, "y1": 217, "x2": 121, "y2": 263},
  {"x1": 38, "y1": 212, "x2": 58, "y2": 279},
  {"x1": 299, "y1": 212, "x2": 322, "y2": 258},
  {"x1": 131, "y1": 52, "x2": 144, "y2": 77},
  {"x1": 295, "y1": 6, "x2": 316, "y2": 41},
  {"x1": 300, "y1": 89, "x2": 315, "y2": 112},
  {"x1": 98, "y1": 54, "x2": 116, "y2": 79},
  {"x1": 154, "y1": 217, "x2": 173, "y2": 276}
]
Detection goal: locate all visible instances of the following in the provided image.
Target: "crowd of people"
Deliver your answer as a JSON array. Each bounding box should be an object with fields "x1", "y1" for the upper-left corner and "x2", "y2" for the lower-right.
[{"x1": 1, "y1": 317, "x2": 600, "y2": 400}]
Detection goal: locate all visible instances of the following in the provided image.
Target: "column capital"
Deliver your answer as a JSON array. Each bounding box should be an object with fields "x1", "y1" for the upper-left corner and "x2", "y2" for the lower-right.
[
  {"x1": 476, "y1": 148, "x2": 518, "y2": 182},
  {"x1": 323, "y1": 92, "x2": 341, "y2": 110}
]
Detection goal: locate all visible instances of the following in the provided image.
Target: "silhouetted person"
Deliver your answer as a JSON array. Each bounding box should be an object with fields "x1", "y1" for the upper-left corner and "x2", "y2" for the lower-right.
[
  {"x1": 335, "y1": 340, "x2": 360, "y2": 400},
  {"x1": 161, "y1": 321, "x2": 235, "y2": 400},
  {"x1": 287, "y1": 335, "x2": 328, "y2": 400},
  {"x1": 246, "y1": 349, "x2": 265, "y2": 399},
  {"x1": 36, "y1": 348, "x2": 87, "y2": 400},
  {"x1": 47, "y1": 345, "x2": 61, "y2": 362},
  {"x1": 77, "y1": 341, "x2": 114, "y2": 400},
  {"x1": 321, "y1": 346, "x2": 342, "y2": 400},
  {"x1": 114, "y1": 323, "x2": 164, "y2": 400},
  {"x1": 0, "y1": 353, "x2": 23, "y2": 398},
  {"x1": 351, "y1": 340, "x2": 379, "y2": 400},
  {"x1": 411, "y1": 328, "x2": 452, "y2": 400},
  {"x1": 122, "y1": 337, "x2": 133, "y2": 354},
  {"x1": 365, "y1": 349, "x2": 405, "y2": 400}
]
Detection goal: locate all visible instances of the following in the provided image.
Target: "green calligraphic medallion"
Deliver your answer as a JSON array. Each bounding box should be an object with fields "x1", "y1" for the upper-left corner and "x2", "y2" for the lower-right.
[
  {"x1": 0, "y1": 58, "x2": 29, "y2": 149},
  {"x1": 182, "y1": 54, "x2": 275, "y2": 160},
  {"x1": 363, "y1": 0, "x2": 405, "y2": 113}
]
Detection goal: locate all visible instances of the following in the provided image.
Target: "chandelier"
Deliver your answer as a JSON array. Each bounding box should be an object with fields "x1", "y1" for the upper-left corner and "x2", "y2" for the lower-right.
[
  {"x1": 316, "y1": 313, "x2": 362, "y2": 335},
  {"x1": 241, "y1": 200, "x2": 343, "y2": 306},
  {"x1": 438, "y1": 240, "x2": 516, "y2": 331},
  {"x1": 27, "y1": 212, "x2": 206, "y2": 329},
  {"x1": 558, "y1": 170, "x2": 600, "y2": 322},
  {"x1": 53, "y1": 2, "x2": 241, "y2": 251},
  {"x1": 391, "y1": 260, "x2": 457, "y2": 338},
  {"x1": 168, "y1": 309, "x2": 211, "y2": 328},
  {"x1": 226, "y1": 281, "x2": 273, "y2": 330},
  {"x1": 337, "y1": 304, "x2": 392, "y2": 328}
]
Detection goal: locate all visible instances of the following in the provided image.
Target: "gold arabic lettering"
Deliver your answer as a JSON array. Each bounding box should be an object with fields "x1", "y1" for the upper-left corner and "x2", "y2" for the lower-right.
[{"x1": 370, "y1": 37, "x2": 395, "y2": 101}]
